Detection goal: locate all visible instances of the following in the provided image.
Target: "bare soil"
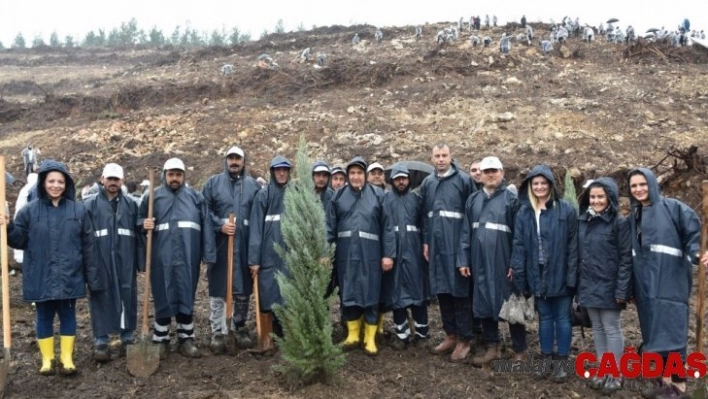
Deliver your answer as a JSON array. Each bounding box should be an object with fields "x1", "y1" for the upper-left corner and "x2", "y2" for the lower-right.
[{"x1": 0, "y1": 22, "x2": 707, "y2": 398}]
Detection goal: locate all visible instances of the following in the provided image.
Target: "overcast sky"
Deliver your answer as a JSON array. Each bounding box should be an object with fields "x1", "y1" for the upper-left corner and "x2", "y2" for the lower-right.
[{"x1": 1, "y1": 0, "x2": 705, "y2": 46}]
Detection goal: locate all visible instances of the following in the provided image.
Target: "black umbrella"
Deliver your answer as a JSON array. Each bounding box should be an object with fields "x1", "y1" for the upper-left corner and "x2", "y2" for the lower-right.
[
  {"x1": 384, "y1": 160, "x2": 434, "y2": 190},
  {"x1": 646, "y1": 28, "x2": 660, "y2": 33},
  {"x1": 606, "y1": 18, "x2": 619, "y2": 24}
]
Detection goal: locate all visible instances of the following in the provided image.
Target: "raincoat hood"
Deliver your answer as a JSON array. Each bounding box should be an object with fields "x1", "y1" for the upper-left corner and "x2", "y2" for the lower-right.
[
  {"x1": 518, "y1": 164, "x2": 560, "y2": 205},
  {"x1": 579, "y1": 177, "x2": 620, "y2": 214},
  {"x1": 346, "y1": 157, "x2": 367, "y2": 176},
  {"x1": 269, "y1": 155, "x2": 292, "y2": 187},
  {"x1": 627, "y1": 167, "x2": 662, "y2": 207},
  {"x1": 390, "y1": 164, "x2": 411, "y2": 194},
  {"x1": 37, "y1": 159, "x2": 75, "y2": 201}
]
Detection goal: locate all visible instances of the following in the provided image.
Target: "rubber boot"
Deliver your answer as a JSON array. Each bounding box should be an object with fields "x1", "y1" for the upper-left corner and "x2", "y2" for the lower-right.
[
  {"x1": 37, "y1": 337, "x2": 55, "y2": 376},
  {"x1": 342, "y1": 317, "x2": 362, "y2": 351},
  {"x1": 363, "y1": 323, "x2": 378, "y2": 356},
  {"x1": 59, "y1": 335, "x2": 76, "y2": 375}
]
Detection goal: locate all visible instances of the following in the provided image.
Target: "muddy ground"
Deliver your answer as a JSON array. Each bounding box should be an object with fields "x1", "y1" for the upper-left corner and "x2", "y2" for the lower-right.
[{"x1": 0, "y1": 21, "x2": 707, "y2": 398}]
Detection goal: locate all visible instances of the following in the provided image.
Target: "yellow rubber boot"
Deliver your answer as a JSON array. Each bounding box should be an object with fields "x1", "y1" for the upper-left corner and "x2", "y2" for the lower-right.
[
  {"x1": 342, "y1": 317, "x2": 362, "y2": 350},
  {"x1": 59, "y1": 335, "x2": 76, "y2": 375},
  {"x1": 363, "y1": 323, "x2": 378, "y2": 356},
  {"x1": 37, "y1": 337, "x2": 55, "y2": 375}
]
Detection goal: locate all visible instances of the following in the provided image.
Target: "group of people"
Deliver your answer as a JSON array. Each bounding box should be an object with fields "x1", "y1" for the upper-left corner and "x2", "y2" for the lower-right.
[{"x1": 2, "y1": 143, "x2": 708, "y2": 399}]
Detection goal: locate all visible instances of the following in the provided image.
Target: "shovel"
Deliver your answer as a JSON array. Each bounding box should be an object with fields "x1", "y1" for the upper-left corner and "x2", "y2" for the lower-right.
[
  {"x1": 0, "y1": 156, "x2": 11, "y2": 394},
  {"x1": 127, "y1": 170, "x2": 160, "y2": 377},
  {"x1": 249, "y1": 273, "x2": 274, "y2": 355},
  {"x1": 224, "y1": 214, "x2": 237, "y2": 355}
]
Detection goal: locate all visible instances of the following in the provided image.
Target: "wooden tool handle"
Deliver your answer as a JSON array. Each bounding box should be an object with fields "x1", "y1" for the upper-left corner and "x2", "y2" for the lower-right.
[
  {"x1": 225, "y1": 213, "x2": 235, "y2": 324},
  {"x1": 141, "y1": 170, "x2": 155, "y2": 337},
  {"x1": 254, "y1": 273, "x2": 261, "y2": 337},
  {"x1": 0, "y1": 156, "x2": 10, "y2": 350},
  {"x1": 696, "y1": 180, "x2": 708, "y2": 354}
]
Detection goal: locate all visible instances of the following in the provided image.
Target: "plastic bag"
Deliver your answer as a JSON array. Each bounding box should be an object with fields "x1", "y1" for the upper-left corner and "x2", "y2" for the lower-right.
[{"x1": 499, "y1": 294, "x2": 536, "y2": 324}]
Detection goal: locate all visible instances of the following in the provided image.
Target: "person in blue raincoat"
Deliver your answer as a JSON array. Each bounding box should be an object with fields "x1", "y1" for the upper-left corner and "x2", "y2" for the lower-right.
[
  {"x1": 419, "y1": 143, "x2": 476, "y2": 362},
  {"x1": 627, "y1": 168, "x2": 700, "y2": 398},
  {"x1": 458, "y1": 156, "x2": 526, "y2": 367},
  {"x1": 511, "y1": 164, "x2": 578, "y2": 382},
  {"x1": 4, "y1": 159, "x2": 103, "y2": 375},
  {"x1": 141, "y1": 158, "x2": 216, "y2": 359},
  {"x1": 312, "y1": 160, "x2": 334, "y2": 211},
  {"x1": 381, "y1": 164, "x2": 429, "y2": 350},
  {"x1": 84, "y1": 163, "x2": 143, "y2": 363},
  {"x1": 248, "y1": 156, "x2": 292, "y2": 351},
  {"x1": 202, "y1": 146, "x2": 260, "y2": 353},
  {"x1": 327, "y1": 157, "x2": 395, "y2": 356},
  {"x1": 576, "y1": 177, "x2": 632, "y2": 394}
]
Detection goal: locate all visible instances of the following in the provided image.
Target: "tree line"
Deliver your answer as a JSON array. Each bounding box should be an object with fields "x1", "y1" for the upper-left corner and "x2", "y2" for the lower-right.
[{"x1": 0, "y1": 18, "x2": 298, "y2": 50}]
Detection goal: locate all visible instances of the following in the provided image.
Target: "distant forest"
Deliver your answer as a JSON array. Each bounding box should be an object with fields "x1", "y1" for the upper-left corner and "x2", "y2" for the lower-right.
[{"x1": 0, "y1": 18, "x2": 299, "y2": 50}]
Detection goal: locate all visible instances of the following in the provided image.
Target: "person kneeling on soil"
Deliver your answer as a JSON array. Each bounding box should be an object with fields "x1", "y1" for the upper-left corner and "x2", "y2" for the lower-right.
[{"x1": 3, "y1": 160, "x2": 104, "y2": 375}]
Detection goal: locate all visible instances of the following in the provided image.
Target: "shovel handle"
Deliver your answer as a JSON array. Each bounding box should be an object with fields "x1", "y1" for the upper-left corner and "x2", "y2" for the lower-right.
[
  {"x1": 140, "y1": 170, "x2": 155, "y2": 337},
  {"x1": 225, "y1": 213, "x2": 235, "y2": 327},
  {"x1": 254, "y1": 273, "x2": 261, "y2": 338},
  {"x1": 0, "y1": 156, "x2": 10, "y2": 350},
  {"x1": 696, "y1": 180, "x2": 708, "y2": 354}
]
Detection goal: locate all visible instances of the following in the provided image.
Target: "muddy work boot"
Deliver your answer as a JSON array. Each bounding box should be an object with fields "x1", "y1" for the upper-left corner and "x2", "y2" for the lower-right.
[
  {"x1": 432, "y1": 334, "x2": 457, "y2": 355},
  {"x1": 178, "y1": 339, "x2": 202, "y2": 358},
  {"x1": 37, "y1": 337, "x2": 55, "y2": 376},
  {"x1": 471, "y1": 344, "x2": 500, "y2": 367},
  {"x1": 93, "y1": 344, "x2": 111, "y2": 363},
  {"x1": 154, "y1": 341, "x2": 170, "y2": 360},
  {"x1": 235, "y1": 327, "x2": 254, "y2": 349},
  {"x1": 210, "y1": 333, "x2": 225, "y2": 355},
  {"x1": 451, "y1": 340, "x2": 471, "y2": 362},
  {"x1": 534, "y1": 353, "x2": 553, "y2": 379}
]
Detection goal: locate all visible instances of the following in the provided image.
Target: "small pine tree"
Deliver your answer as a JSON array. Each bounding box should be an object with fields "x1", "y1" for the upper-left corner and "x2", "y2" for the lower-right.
[
  {"x1": 50, "y1": 31, "x2": 61, "y2": 47},
  {"x1": 274, "y1": 19, "x2": 285, "y2": 34},
  {"x1": 563, "y1": 169, "x2": 579, "y2": 214},
  {"x1": 32, "y1": 34, "x2": 45, "y2": 48},
  {"x1": 12, "y1": 33, "x2": 26, "y2": 49},
  {"x1": 272, "y1": 137, "x2": 344, "y2": 386}
]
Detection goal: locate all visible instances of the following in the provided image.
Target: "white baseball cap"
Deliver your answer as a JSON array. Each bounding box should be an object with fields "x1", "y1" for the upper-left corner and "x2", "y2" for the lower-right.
[
  {"x1": 226, "y1": 146, "x2": 245, "y2": 158},
  {"x1": 479, "y1": 156, "x2": 503, "y2": 171},
  {"x1": 367, "y1": 162, "x2": 384, "y2": 173},
  {"x1": 102, "y1": 163, "x2": 124, "y2": 179},
  {"x1": 313, "y1": 165, "x2": 330, "y2": 173},
  {"x1": 140, "y1": 180, "x2": 150, "y2": 187},
  {"x1": 163, "y1": 158, "x2": 185, "y2": 171}
]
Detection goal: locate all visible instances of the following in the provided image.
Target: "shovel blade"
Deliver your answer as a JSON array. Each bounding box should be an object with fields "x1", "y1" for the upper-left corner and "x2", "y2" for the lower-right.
[
  {"x1": 0, "y1": 360, "x2": 9, "y2": 397},
  {"x1": 126, "y1": 342, "x2": 160, "y2": 377}
]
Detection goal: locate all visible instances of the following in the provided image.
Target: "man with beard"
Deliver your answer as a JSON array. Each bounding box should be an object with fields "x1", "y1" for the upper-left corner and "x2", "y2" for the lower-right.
[
  {"x1": 330, "y1": 166, "x2": 347, "y2": 191},
  {"x1": 469, "y1": 160, "x2": 483, "y2": 190},
  {"x1": 420, "y1": 143, "x2": 476, "y2": 361},
  {"x1": 327, "y1": 157, "x2": 395, "y2": 356},
  {"x1": 249, "y1": 156, "x2": 292, "y2": 352},
  {"x1": 312, "y1": 160, "x2": 334, "y2": 211},
  {"x1": 201, "y1": 146, "x2": 261, "y2": 354},
  {"x1": 458, "y1": 157, "x2": 527, "y2": 366},
  {"x1": 381, "y1": 165, "x2": 429, "y2": 350},
  {"x1": 141, "y1": 158, "x2": 216, "y2": 359},
  {"x1": 85, "y1": 163, "x2": 142, "y2": 362}
]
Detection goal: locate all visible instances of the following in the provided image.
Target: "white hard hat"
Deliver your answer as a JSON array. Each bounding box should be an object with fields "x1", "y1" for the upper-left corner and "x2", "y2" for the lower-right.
[{"x1": 163, "y1": 158, "x2": 185, "y2": 171}]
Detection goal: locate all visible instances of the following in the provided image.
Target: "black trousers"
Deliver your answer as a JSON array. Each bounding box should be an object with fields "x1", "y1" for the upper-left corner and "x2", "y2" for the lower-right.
[
  {"x1": 438, "y1": 294, "x2": 472, "y2": 340},
  {"x1": 481, "y1": 317, "x2": 527, "y2": 353}
]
